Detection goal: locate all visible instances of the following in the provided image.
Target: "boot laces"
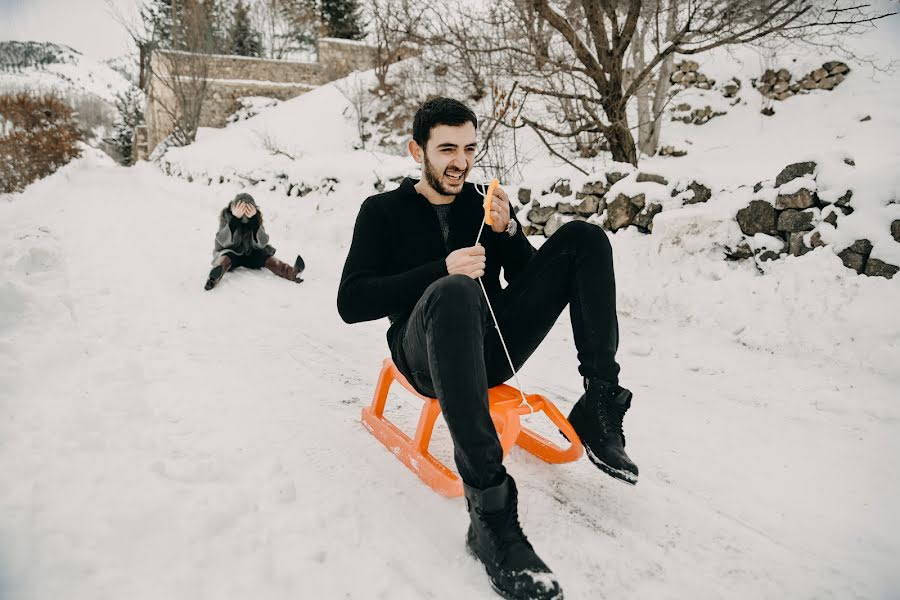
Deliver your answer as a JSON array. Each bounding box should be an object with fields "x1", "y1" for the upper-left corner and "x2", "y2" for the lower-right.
[
  {"x1": 589, "y1": 383, "x2": 627, "y2": 446},
  {"x1": 483, "y1": 504, "x2": 532, "y2": 553},
  {"x1": 603, "y1": 399, "x2": 627, "y2": 446}
]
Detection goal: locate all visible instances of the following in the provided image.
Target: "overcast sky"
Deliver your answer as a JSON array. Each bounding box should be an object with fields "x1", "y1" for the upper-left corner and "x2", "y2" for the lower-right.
[{"x1": 0, "y1": 0, "x2": 142, "y2": 60}]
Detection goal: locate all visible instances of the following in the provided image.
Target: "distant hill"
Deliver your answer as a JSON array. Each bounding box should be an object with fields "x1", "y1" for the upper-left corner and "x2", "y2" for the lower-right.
[{"x1": 0, "y1": 41, "x2": 136, "y2": 104}]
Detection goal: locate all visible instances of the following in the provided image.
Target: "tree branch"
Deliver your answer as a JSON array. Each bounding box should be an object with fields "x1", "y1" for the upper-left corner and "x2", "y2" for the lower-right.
[
  {"x1": 533, "y1": 0, "x2": 608, "y2": 93},
  {"x1": 524, "y1": 119, "x2": 589, "y2": 175},
  {"x1": 616, "y1": 0, "x2": 643, "y2": 58}
]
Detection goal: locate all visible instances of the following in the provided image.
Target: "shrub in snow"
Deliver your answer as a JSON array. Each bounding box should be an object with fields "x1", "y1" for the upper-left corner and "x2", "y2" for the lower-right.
[
  {"x1": 0, "y1": 93, "x2": 82, "y2": 193},
  {"x1": 111, "y1": 86, "x2": 145, "y2": 166}
]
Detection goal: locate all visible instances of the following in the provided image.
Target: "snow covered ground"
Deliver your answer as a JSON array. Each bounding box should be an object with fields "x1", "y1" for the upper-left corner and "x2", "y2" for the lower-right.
[
  {"x1": 1, "y1": 141, "x2": 898, "y2": 599},
  {"x1": 0, "y1": 42, "x2": 134, "y2": 104},
  {"x1": 2, "y1": 10, "x2": 900, "y2": 599}
]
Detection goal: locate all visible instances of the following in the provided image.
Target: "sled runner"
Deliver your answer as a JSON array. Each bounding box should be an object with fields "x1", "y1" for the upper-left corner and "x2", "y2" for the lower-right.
[{"x1": 361, "y1": 358, "x2": 583, "y2": 497}]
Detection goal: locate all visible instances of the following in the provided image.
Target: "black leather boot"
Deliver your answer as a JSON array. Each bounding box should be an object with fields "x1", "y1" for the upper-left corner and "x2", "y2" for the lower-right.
[
  {"x1": 204, "y1": 255, "x2": 232, "y2": 290},
  {"x1": 464, "y1": 476, "x2": 563, "y2": 600},
  {"x1": 567, "y1": 379, "x2": 638, "y2": 484}
]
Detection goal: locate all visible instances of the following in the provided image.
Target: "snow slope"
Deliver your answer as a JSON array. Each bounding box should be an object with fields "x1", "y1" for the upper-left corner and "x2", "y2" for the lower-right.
[
  {"x1": 158, "y1": 82, "x2": 411, "y2": 191},
  {"x1": 0, "y1": 41, "x2": 135, "y2": 104},
  {"x1": 1, "y1": 143, "x2": 898, "y2": 599},
  {"x1": 157, "y1": 8, "x2": 900, "y2": 264},
  {"x1": 2, "y1": 10, "x2": 900, "y2": 600}
]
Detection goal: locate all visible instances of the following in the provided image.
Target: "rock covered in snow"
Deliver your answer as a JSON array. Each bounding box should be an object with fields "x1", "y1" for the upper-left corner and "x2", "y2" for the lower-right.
[
  {"x1": 737, "y1": 200, "x2": 777, "y2": 236},
  {"x1": 776, "y1": 188, "x2": 816, "y2": 210},
  {"x1": 775, "y1": 162, "x2": 817, "y2": 187},
  {"x1": 864, "y1": 258, "x2": 899, "y2": 279},
  {"x1": 605, "y1": 193, "x2": 645, "y2": 232},
  {"x1": 777, "y1": 209, "x2": 815, "y2": 232},
  {"x1": 754, "y1": 61, "x2": 849, "y2": 101}
]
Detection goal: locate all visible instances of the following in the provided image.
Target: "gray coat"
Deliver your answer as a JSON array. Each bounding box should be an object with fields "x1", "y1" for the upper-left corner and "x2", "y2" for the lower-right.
[{"x1": 212, "y1": 194, "x2": 276, "y2": 264}]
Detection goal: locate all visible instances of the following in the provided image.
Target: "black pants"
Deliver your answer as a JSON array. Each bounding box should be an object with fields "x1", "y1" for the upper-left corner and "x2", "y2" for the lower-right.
[
  {"x1": 222, "y1": 249, "x2": 273, "y2": 270},
  {"x1": 395, "y1": 221, "x2": 620, "y2": 489}
]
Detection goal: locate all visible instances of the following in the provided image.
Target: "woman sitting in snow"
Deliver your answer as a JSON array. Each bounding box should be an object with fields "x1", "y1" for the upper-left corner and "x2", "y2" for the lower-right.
[{"x1": 204, "y1": 193, "x2": 305, "y2": 290}]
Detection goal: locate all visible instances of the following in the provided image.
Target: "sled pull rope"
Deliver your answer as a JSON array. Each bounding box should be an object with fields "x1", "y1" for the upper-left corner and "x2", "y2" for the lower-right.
[{"x1": 474, "y1": 179, "x2": 532, "y2": 413}]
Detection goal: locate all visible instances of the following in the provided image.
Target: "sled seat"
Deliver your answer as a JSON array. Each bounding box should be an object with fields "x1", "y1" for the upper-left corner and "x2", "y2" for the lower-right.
[{"x1": 361, "y1": 358, "x2": 583, "y2": 497}]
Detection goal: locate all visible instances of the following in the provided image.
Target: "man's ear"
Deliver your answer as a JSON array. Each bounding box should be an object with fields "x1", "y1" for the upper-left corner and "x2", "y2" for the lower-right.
[{"x1": 408, "y1": 140, "x2": 424, "y2": 164}]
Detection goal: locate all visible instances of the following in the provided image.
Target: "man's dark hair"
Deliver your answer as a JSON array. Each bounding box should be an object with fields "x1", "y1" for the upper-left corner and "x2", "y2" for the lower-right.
[{"x1": 412, "y1": 97, "x2": 478, "y2": 147}]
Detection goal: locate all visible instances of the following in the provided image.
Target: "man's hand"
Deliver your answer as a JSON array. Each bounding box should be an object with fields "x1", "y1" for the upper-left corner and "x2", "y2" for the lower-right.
[
  {"x1": 446, "y1": 244, "x2": 486, "y2": 279},
  {"x1": 487, "y1": 185, "x2": 511, "y2": 233}
]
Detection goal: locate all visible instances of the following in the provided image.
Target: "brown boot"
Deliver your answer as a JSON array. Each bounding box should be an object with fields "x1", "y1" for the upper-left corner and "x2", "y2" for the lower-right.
[
  {"x1": 205, "y1": 255, "x2": 232, "y2": 290},
  {"x1": 265, "y1": 255, "x2": 303, "y2": 283}
]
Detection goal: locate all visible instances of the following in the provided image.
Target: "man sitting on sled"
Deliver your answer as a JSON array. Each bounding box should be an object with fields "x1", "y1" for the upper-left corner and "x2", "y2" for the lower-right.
[{"x1": 337, "y1": 97, "x2": 637, "y2": 600}]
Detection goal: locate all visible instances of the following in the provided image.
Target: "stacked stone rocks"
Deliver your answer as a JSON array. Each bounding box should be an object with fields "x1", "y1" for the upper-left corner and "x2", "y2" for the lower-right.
[
  {"x1": 658, "y1": 145, "x2": 687, "y2": 157},
  {"x1": 668, "y1": 61, "x2": 729, "y2": 126},
  {"x1": 721, "y1": 77, "x2": 741, "y2": 99},
  {"x1": 670, "y1": 61, "x2": 715, "y2": 90},
  {"x1": 670, "y1": 102, "x2": 727, "y2": 125},
  {"x1": 731, "y1": 161, "x2": 899, "y2": 279},
  {"x1": 754, "y1": 61, "x2": 850, "y2": 101},
  {"x1": 521, "y1": 173, "x2": 710, "y2": 237},
  {"x1": 521, "y1": 178, "x2": 609, "y2": 237}
]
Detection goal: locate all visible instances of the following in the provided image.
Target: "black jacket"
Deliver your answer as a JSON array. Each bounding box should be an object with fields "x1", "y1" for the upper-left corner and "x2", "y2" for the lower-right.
[{"x1": 337, "y1": 177, "x2": 536, "y2": 352}]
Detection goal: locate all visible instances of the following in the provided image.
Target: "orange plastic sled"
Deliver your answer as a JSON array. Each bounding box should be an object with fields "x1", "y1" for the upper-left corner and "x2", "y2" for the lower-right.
[{"x1": 361, "y1": 358, "x2": 584, "y2": 497}]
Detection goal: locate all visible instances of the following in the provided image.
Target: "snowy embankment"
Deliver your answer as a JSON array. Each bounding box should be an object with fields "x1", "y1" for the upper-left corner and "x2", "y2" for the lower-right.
[
  {"x1": 2, "y1": 143, "x2": 898, "y2": 599},
  {"x1": 2, "y1": 15, "x2": 900, "y2": 600},
  {"x1": 0, "y1": 41, "x2": 134, "y2": 103}
]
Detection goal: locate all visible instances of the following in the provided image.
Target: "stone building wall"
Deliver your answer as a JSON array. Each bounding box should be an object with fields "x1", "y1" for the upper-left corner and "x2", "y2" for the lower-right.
[
  {"x1": 141, "y1": 38, "x2": 377, "y2": 159},
  {"x1": 199, "y1": 80, "x2": 316, "y2": 128}
]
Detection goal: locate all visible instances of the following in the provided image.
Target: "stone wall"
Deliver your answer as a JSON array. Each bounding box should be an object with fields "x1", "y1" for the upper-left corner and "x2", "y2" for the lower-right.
[
  {"x1": 318, "y1": 37, "x2": 378, "y2": 80},
  {"x1": 517, "y1": 171, "x2": 698, "y2": 238},
  {"x1": 517, "y1": 161, "x2": 898, "y2": 280},
  {"x1": 141, "y1": 38, "x2": 378, "y2": 159},
  {"x1": 727, "y1": 160, "x2": 899, "y2": 279},
  {"x1": 754, "y1": 62, "x2": 850, "y2": 101},
  {"x1": 200, "y1": 80, "x2": 316, "y2": 128}
]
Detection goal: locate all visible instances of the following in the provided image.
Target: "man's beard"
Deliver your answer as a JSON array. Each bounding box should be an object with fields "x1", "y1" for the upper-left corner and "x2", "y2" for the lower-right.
[{"x1": 423, "y1": 153, "x2": 467, "y2": 196}]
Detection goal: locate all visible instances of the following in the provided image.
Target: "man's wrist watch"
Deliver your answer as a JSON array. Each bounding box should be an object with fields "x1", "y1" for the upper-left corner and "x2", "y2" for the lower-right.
[{"x1": 505, "y1": 218, "x2": 518, "y2": 237}]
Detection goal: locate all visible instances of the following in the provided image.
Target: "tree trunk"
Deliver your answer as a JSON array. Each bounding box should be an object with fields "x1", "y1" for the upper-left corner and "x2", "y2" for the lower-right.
[
  {"x1": 604, "y1": 58, "x2": 639, "y2": 166},
  {"x1": 643, "y1": 0, "x2": 679, "y2": 155},
  {"x1": 606, "y1": 104, "x2": 638, "y2": 165},
  {"x1": 632, "y1": 25, "x2": 652, "y2": 157},
  {"x1": 644, "y1": 54, "x2": 674, "y2": 154}
]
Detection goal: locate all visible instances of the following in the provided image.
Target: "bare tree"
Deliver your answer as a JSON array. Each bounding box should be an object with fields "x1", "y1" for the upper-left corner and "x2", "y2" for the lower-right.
[
  {"x1": 630, "y1": 0, "x2": 680, "y2": 156},
  {"x1": 368, "y1": 0, "x2": 423, "y2": 90},
  {"x1": 253, "y1": 0, "x2": 319, "y2": 59},
  {"x1": 411, "y1": 0, "x2": 895, "y2": 166},
  {"x1": 155, "y1": 0, "x2": 222, "y2": 145},
  {"x1": 336, "y1": 72, "x2": 374, "y2": 149},
  {"x1": 112, "y1": 0, "x2": 222, "y2": 147},
  {"x1": 522, "y1": 0, "x2": 896, "y2": 165},
  {"x1": 395, "y1": 0, "x2": 501, "y2": 101}
]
